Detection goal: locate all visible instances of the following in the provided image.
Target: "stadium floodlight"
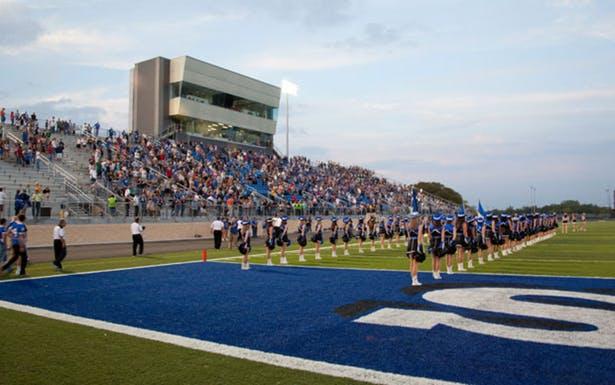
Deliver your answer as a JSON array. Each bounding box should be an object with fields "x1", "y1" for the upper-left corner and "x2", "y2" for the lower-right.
[
  {"x1": 280, "y1": 79, "x2": 299, "y2": 159},
  {"x1": 281, "y1": 79, "x2": 299, "y2": 96}
]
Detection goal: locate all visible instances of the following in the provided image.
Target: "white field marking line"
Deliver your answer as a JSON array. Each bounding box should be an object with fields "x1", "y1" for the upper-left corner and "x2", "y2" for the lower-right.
[
  {"x1": 209, "y1": 258, "x2": 615, "y2": 280},
  {"x1": 496, "y1": 258, "x2": 615, "y2": 263},
  {"x1": 0, "y1": 244, "x2": 358, "y2": 283},
  {"x1": 0, "y1": 300, "x2": 462, "y2": 385}
]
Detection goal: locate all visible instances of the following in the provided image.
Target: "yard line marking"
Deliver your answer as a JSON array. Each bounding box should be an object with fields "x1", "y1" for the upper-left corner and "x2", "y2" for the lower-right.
[
  {"x1": 0, "y1": 300, "x2": 462, "y2": 385},
  {"x1": 0, "y1": 245, "x2": 345, "y2": 283},
  {"x1": 208, "y1": 260, "x2": 615, "y2": 280}
]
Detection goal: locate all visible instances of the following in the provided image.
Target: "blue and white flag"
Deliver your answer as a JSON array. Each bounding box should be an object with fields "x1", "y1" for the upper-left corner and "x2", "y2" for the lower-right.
[{"x1": 478, "y1": 201, "x2": 487, "y2": 218}]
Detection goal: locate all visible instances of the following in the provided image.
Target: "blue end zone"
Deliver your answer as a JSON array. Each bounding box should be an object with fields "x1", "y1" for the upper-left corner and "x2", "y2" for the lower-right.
[{"x1": 1, "y1": 263, "x2": 614, "y2": 385}]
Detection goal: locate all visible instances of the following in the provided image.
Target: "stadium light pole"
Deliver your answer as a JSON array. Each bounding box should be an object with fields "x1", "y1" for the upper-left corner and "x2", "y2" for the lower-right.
[{"x1": 281, "y1": 80, "x2": 298, "y2": 159}]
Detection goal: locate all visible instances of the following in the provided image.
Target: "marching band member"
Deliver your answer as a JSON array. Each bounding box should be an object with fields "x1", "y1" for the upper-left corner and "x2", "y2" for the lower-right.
[{"x1": 444, "y1": 215, "x2": 455, "y2": 274}]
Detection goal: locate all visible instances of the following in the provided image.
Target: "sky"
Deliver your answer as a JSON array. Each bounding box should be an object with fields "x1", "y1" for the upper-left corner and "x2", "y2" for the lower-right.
[{"x1": 1, "y1": 0, "x2": 614, "y2": 208}]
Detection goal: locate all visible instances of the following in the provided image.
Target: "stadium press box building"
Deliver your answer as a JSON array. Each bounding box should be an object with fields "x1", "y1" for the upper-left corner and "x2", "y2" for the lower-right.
[{"x1": 129, "y1": 56, "x2": 281, "y2": 151}]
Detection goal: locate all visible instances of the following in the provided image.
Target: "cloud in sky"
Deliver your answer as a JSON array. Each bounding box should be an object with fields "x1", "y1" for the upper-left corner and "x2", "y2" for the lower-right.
[
  {"x1": 0, "y1": 0, "x2": 613, "y2": 207},
  {"x1": 0, "y1": 1, "x2": 44, "y2": 48}
]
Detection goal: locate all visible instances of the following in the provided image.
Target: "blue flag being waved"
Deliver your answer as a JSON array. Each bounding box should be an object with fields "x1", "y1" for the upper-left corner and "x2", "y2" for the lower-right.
[{"x1": 478, "y1": 201, "x2": 487, "y2": 218}]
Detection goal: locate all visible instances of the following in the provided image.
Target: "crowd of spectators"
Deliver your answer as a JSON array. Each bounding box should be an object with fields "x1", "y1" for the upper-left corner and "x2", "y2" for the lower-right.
[
  {"x1": 84, "y1": 130, "x2": 457, "y2": 218},
  {"x1": 1, "y1": 106, "x2": 458, "y2": 219}
]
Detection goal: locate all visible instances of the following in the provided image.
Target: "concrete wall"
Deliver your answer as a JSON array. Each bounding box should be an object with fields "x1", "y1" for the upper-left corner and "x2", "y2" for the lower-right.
[
  {"x1": 26, "y1": 220, "x2": 303, "y2": 247},
  {"x1": 131, "y1": 57, "x2": 170, "y2": 136}
]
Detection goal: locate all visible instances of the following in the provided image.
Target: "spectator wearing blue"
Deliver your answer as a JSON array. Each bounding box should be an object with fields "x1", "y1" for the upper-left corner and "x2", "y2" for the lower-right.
[{"x1": 0, "y1": 218, "x2": 7, "y2": 263}]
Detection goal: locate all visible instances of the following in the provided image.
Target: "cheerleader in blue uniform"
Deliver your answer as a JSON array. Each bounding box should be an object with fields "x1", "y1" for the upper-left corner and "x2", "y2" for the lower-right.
[
  {"x1": 454, "y1": 213, "x2": 469, "y2": 272},
  {"x1": 311, "y1": 217, "x2": 323, "y2": 260},
  {"x1": 466, "y1": 216, "x2": 477, "y2": 269},
  {"x1": 341, "y1": 217, "x2": 353, "y2": 256},
  {"x1": 428, "y1": 214, "x2": 445, "y2": 280},
  {"x1": 238, "y1": 220, "x2": 252, "y2": 270},
  {"x1": 330, "y1": 217, "x2": 339, "y2": 257},
  {"x1": 356, "y1": 217, "x2": 367, "y2": 254},
  {"x1": 265, "y1": 218, "x2": 276, "y2": 266},
  {"x1": 444, "y1": 215, "x2": 456, "y2": 274},
  {"x1": 385, "y1": 217, "x2": 394, "y2": 249},
  {"x1": 406, "y1": 214, "x2": 425, "y2": 286},
  {"x1": 367, "y1": 216, "x2": 377, "y2": 252},
  {"x1": 476, "y1": 217, "x2": 487, "y2": 264},
  {"x1": 378, "y1": 217, "x2": 387, "y2": 250},
  {"x1": 485, "y1": 214, "x2": 496, "y2": 261},
  {"x1": 277, "y1": 216, "x2": 291, "y2": 264},
  {"x1": 510, "y1": 215, "x2": 520, "y2": 252},
  {"x1": 297, "y1": 217, "x2": 308, "y2": 262},
  {"x1": 393, "y1": 216, "x2": 402, "y2": 248},
  {"x1": 500, "y1": 214, "x2": 512, "y2": 256},
  {"x1": 561, "y1": 212, "x2": 569, "y2": 234}
]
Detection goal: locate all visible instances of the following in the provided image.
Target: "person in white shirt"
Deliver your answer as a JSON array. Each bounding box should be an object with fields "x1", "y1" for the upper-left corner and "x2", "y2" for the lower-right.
[
  {"x1": 131, "y1": 217, "x2": 145, "y2": 256},
  {"x1": 211, "y1": 217, "x2": 224, "y2": 250},
  {"x1": 52, "y1": 219, "x2": 67, "y2": 270}
]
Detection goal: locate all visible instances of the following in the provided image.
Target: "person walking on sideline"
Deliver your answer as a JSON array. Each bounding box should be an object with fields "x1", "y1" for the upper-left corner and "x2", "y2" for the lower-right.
[
  {"x1": 131, "y1": 217, "x2": 145, "y2": 256},
  {"x1": 53, "y1": 219, "x2": 67, "y2": 270},
  {"x1": 211, "y1": 217, "x2": 224, "y2": 249}
]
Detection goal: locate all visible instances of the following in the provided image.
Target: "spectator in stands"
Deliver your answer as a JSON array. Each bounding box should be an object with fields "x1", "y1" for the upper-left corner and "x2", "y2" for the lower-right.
[
  {"x1": 32, "y1": 189, "x2": 43, "y2": 220},
  {"x1": 107, "y1": 194, "x2": 117, "y2": 216}
]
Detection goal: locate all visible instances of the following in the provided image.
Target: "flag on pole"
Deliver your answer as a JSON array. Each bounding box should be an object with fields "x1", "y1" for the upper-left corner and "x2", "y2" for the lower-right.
[{"x1": 478, "y1": 201, "x2": 487, "y2": 218}]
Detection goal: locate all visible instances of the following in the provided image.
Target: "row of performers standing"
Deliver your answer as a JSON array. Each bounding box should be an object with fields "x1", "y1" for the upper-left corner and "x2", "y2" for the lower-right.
[{"x1": 236, "y1": 213, "x2": 559, "y2": 286}]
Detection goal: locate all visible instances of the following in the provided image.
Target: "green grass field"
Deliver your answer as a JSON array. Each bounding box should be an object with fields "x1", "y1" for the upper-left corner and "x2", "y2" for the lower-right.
[{"x1": 1, "y1": 221, "x2": 614, "y2": 384}]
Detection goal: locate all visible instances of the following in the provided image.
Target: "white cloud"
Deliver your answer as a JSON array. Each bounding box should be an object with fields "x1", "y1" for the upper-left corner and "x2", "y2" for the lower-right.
[
  {"x1": 0, "y1": 1, "x2": 44, "y2": 49},
  {"x1": 12, "y1": 87, "x2": 128, "y2": 129}
]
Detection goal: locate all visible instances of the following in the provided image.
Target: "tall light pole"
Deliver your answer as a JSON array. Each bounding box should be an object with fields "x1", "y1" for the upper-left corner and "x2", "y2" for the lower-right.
[
  {"x1": 529, "y1": 186, "x2": 536, "y2": 212},
  {"x1": 280, "y1": 80, "x2": 298, "y2": 159}
]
